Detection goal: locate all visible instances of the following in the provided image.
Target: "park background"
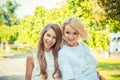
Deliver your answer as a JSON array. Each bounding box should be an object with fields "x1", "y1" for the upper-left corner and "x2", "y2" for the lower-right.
[{"x1": 0, "y1": 0, "x2": 120, "y2": 80}]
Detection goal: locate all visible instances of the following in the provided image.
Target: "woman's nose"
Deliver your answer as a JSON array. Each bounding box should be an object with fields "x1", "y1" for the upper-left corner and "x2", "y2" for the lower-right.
[{"x1": 69, "y1": 34, "x2": 73, "y2": 39}]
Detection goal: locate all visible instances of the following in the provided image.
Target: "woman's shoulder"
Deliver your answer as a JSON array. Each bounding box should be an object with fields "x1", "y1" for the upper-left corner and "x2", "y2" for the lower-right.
[
  {"x1": 79, "y1": 42, "x2": 89, "y2": 48},
  {"x1": 59, "y1": 45, "x2": 70, "y2": 53},
  {"x1": 79, "y1": 41, "x2": 87, "y2": 45}
]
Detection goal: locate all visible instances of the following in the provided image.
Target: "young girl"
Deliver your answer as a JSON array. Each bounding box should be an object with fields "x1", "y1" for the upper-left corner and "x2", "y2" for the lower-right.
[
  {"x1": 58, "y1": 17, "x2": 105, "y2": 80},
  {"x1": 25, "y1": 23, "x2": 62, "y2": 80}
]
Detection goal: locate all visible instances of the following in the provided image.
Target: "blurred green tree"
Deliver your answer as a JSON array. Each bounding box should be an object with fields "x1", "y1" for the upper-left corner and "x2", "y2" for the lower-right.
[
  {"x1": 97, "y1": 0, "x2": 120, "y2": 20},
  {"x1": 97, "y1": 0, "x2": 120, "y2": 32},
  {"x1": 1, "y1": 0, "x2": 19, "y2": 26},
  {"x1": 0, "y1": 8, "x2": 4, "y2": 25}
]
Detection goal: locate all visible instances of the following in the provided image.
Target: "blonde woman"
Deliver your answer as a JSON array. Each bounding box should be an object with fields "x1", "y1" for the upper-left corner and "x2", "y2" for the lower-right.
[{"x1": 58, "y1": 17, "x2": 105, "y2": 80}]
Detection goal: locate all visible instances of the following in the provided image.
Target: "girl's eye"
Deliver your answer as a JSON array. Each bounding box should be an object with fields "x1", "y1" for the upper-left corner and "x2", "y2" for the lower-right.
[
  {"x1": 53, "y1": 36, "x2": 56, "y2": 39},
  {"x1": 47, "y1": 34, "x2": 50, "y2": 37}
]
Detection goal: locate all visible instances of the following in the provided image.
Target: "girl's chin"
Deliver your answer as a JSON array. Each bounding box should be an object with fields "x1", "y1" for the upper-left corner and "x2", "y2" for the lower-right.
[
  {"x1": 44, "y1": 48, "x2": 51, "y2": 52},
  {"x1": 44, "y1": 46, "x2": 51, "y2": 50}
]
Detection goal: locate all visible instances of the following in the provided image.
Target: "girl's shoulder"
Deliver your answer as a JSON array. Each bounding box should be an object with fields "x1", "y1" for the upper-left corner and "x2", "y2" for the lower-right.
[
  {"x1": 26, "y1": 53, "x2": 34, "y2": 66},
  {"x1": 26, "y1": 50, "x2": 38, "y2": 65}
]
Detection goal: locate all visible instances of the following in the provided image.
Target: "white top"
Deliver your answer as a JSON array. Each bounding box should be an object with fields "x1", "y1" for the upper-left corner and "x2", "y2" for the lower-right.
[
  {"x1": 32, "y1": 50, "x2": 59, "y2": 80},
  {"x1": 58, "y1": 42, "x2": 99, "y2": 80}
]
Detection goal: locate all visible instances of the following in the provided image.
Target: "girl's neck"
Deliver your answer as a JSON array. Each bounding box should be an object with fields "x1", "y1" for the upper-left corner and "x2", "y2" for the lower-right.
[{"x1": 45, "y1": 48, "x2": 51, "y2": 52}]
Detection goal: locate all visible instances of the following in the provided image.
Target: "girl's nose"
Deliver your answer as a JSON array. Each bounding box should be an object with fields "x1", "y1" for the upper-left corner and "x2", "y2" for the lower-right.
[{"x1": 48, "y1": 37, "x2": 52, "y2": 42}]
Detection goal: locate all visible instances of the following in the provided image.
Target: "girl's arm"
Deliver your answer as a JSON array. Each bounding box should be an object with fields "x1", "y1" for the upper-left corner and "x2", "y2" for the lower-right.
[{"x1": 25, "y1": 54, "x2": 34, "y2": 80}]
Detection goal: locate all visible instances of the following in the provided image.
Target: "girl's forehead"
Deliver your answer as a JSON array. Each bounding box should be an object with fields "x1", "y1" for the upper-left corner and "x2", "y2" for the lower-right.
[
  {"x1": 45, "y1": 29, "x2": 56, "y2": 36},
  {"x1": 46, "y1": 29, "x2": 54, "y2": 33}
]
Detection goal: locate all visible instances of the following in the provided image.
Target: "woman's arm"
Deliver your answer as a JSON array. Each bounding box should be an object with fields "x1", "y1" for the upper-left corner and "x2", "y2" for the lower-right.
[
  {"x1": 97, "y1": 71, "x2": 106, "y2": 80},
  {"x1": 25, "y1": 54, "x2": 34, "y2": 80}
]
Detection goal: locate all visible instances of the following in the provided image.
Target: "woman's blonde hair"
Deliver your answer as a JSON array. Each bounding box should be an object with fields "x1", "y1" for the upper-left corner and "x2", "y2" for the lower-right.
[{"x1": 61, "y1": 17, "x2": 88, "y2": 40}]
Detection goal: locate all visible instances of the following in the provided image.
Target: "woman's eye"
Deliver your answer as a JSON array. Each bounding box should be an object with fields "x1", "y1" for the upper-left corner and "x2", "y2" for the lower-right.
[{"x1": 74, "y1": 32, "x2": 78, "y2": 35}]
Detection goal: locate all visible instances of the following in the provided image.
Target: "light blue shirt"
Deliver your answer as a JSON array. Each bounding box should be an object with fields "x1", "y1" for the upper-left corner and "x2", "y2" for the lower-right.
[{"x1": 58, "y1": 42, "x2": 99, "y2": 80}]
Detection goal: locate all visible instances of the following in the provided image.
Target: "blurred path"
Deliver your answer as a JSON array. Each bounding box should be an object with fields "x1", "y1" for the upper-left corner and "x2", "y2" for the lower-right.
[{"x1": 0, "y1": 54, "x2": 27, "y2": 80}]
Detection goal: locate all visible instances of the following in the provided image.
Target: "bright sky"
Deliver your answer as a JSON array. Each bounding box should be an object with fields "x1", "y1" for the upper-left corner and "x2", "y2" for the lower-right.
[{"x1": 0, "y1": 0, "x2": 63, "y2": 18}]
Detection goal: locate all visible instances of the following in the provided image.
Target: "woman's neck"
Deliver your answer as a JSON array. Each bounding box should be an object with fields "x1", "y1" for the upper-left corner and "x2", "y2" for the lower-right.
[{"x1": 64, "y1": 42, "x2": 78, "y2": 47}]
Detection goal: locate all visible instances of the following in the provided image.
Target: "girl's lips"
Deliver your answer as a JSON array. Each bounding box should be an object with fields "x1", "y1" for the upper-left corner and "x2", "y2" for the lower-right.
[{"x1": 46, "y1": 41, "x2": 52, "y2": 47}]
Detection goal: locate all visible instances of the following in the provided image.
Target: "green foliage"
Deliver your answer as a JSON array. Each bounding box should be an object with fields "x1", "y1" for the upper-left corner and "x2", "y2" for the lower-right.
[
  {"x1": 18, "y1": 15, "x2": 41, "y2": 47},
  {"x1": 1, "y1": 0, "x2": 19, "y2": 26},
  {"x1": 87, "y1": 30, "x2": 110, "y2": 53},
  {"x1": 96, "y1": 0, "x2": 120, "y2": 32},
  {"x1": 0, "y1": 25, "x2": 19, "y2": 43},
  {"x1": 0, "y1": 25, "x2": 10, "y2": 43},
  {"x1": 0, "y1": 8, "x2": 4, "y2": 25},
  {"x1": 0, "y1": 0, "x2": 119, "y2": 53},
  {"x1": 107, "y1": 19, "x2": 120, "y2": 33},
  {"x1": 97, "y1": 0, "x2": 120, "y2": 20}
]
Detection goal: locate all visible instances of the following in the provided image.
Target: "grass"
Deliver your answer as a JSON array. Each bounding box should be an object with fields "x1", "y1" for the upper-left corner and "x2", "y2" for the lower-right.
[{"x1": 96, "y1": 57, "x2": 120, "y2": 80}]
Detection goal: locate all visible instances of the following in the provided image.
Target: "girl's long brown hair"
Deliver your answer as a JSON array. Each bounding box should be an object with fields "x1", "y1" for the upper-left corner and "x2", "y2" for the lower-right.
[{"x1": 37, "y1": 23, "x2": 62, "y2": 79}]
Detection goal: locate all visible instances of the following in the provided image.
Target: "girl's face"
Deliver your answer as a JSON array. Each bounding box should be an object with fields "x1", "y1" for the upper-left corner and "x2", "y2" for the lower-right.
[
  {"x1": 64, "y1": 25, "x2": 79, "y2": 46},
  {"x1": 43, "y1": 29, "x2": 56, "y2": 52}
]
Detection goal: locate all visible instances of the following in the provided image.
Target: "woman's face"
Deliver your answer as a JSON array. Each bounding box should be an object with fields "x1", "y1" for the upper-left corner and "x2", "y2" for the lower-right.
[
  {"x1": 63, "y1": 25, "x2": 79, "y2": 46},
  {"x1": 43, "y1": 29, "x2": 56, "y2": 52}
]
